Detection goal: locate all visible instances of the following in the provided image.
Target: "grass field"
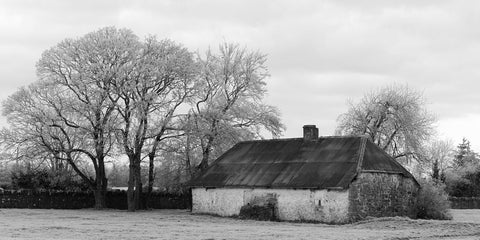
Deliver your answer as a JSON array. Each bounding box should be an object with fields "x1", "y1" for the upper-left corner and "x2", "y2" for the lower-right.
[{"x1": 1, "y1": 209, "x2": 480, "y2": 239}]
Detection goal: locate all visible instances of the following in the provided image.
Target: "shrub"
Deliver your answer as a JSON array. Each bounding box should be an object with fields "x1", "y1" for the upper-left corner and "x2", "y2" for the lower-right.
[
  {"x1": 10, "y1": 168, "x2": 90, "y2": 191},
  {"x1": 415, "y1": 179, "x2": 452, "y2": 220},
  {"x1": 446, "y1": 169, "x2": 480, "y2": 197},
  {"x1": 11, "y1": 169, "x2": 49, "y2": 189}
]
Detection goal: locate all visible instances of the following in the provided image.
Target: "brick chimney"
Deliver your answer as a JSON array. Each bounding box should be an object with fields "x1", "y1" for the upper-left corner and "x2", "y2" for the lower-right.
[{"x1": 303, "y1": 125, "x2": 319, "y2": 141}]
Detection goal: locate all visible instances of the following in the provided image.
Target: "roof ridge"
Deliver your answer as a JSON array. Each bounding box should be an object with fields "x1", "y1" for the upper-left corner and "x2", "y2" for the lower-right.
[{"x1": 240, "y1": 135, "x2": 365, "y2": 144}]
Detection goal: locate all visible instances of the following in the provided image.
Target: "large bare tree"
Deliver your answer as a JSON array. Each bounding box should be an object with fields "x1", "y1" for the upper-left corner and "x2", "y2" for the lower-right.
[
  {"x1": 2, "y1": 83, "x2": 112, "y2": 207},
  {"x1": 1, "y1": 29, "x2": 285, "y2": 211},
  {"x1": 2, "y1": 27, "x2": 139, "y2": 208},
  {"x1": 336, "y1": 84, "x2": 435, "y2": 163},
  {"x1": 112, "y1": 37, "x2": 196, "y2": 211},
  {"x1": 187, "y1": 43, "x2": 285, "y2": 174}
]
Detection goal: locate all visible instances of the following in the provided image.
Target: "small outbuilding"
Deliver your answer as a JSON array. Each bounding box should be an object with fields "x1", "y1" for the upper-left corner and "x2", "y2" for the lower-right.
[{"x1": 189, "y1": 125, "x2": 419, "y2": 223}]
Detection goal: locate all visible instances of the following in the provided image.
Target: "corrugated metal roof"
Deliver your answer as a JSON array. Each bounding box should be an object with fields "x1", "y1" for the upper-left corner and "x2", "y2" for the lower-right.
[
  {"x1": 361, "y1": 140, "x2": 416, "y2": 178},
  {"x1": 189, "y1": 136, "x2": 416, "y2": 189}
]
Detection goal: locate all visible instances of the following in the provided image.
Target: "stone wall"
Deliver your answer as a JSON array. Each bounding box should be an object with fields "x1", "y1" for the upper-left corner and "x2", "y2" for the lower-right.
[
  {"x1": 192, "y1": 187, "x2": 350, "y2": 223},
  {"x1": 0, "y1": 190, "x2": 191, "y2": 209},
  {"x1": 106, "y1": 191, "x2": 191, "y2": 209},
  {"x1": 450, "y1": 197, "x2": 480, "y2": 209},
  {"x1": 0, "y1": 190, "x2": 94, "y2": 209},
  {"x1": 348, "y1": 172, "x2": 418, "y2": 221}
]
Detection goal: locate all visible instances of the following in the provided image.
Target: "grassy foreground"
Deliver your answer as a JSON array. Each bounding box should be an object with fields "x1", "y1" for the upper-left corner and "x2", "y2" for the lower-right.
[{"x1": 0, "y1": 209, "x2": 480, "y2": 239}]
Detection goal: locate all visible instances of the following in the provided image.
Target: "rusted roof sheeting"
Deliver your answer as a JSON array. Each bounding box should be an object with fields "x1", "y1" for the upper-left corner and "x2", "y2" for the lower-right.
[
  {"x1": 361, "y1": 140, "x2": 415, "y2": 178},
  {"x1": 190, "y1": 137, "x2": 362, "y2": 189},
  {"x1": 189, "y1": 136, "x2": 417, "y2": 189}
]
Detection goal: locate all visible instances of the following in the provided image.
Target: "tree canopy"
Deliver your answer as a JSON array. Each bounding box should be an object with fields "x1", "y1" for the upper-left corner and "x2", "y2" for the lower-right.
[
  {"x1": 1, "y1": 27, "x2": 141, "y2": 208},
  {"x1": 1, "y1": 27, "x2": 284, "y2": 211},
  {"x1": 185, "y1": 43, "x2": 285, "y2": 173},
  {"x1": 336, "y1": 84, "x2": 436, "y2": 163}
]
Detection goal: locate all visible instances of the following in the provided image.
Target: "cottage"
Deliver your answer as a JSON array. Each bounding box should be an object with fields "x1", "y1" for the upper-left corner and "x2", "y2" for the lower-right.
[{"x1": 189, "y1": 125, "x2": 419, "y2": 223}]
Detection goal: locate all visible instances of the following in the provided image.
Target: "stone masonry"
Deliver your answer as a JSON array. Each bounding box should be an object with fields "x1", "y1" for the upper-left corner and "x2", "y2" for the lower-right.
[{"x1": 348, "y1": 172, "x2": 419, "y2": 221}]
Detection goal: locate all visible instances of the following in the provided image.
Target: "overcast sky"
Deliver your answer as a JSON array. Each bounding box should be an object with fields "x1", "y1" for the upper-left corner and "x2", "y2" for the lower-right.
[{"x1": 1, "y1": 0, "x2": 479, "y2": 151}]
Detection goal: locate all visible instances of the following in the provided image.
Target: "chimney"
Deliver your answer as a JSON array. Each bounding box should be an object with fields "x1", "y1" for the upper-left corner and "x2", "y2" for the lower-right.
[{"x1": 303, "y1": 125, "x2": 319, "y2": 141}]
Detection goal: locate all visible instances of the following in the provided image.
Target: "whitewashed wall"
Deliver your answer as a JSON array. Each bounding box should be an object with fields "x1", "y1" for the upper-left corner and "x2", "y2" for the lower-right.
[{"x1": 192, "y1": 187, "x2": 349, "y2": 223}]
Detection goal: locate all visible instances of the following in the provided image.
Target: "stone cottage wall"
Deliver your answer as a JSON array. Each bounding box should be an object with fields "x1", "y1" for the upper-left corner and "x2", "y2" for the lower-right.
[
  {"x1": 192, "y1": 187, "x2": 350, "y2": 223},
  {"x1": 192, "y1": 188, "x2": 245, "y2": 216},
  {"x1": 348, "y1": 172, "x2": 418, "y2": 221}
]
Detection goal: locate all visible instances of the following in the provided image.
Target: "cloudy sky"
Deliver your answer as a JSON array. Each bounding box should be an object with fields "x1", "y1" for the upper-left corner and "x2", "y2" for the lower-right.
[{"x1": 1, "y1": 0, "x2": 479, "y2": 151}]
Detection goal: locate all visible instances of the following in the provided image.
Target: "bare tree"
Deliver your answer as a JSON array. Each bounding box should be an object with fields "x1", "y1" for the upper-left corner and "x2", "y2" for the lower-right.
[
  {"x1": 336, "y1": 84, "x2": 435, "y2": 163},
  {"x1": 112, "y1": 37, "x2": 196, "y2": 211},
  {"x1": 1, "y1": 27, "x2": 139, "y2": 208},
  {"x1": 1, "y1": 30, "x2": 285, "y2": 210},
  {"x1": 188, "y1": 43, "x2": 285, "y2": 174},
  {"x1": 2, "y1": 83, "x2": 108, "y2": 206},
  {"x1": 419, "y1": 139, "x2": 454, "y2": 181}
]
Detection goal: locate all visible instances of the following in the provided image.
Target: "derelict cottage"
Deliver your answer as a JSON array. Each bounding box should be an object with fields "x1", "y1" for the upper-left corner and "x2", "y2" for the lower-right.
[{"x1": 189, "y1": 125, "x2": 419, "y2": 223}]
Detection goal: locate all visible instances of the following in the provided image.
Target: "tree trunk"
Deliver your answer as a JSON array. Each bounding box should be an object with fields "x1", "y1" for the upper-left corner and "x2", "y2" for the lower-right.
[
  {"x1": 127, "y1": 160, "x2": 136, "y2": 212},
  {"x1": 185, "y1": 132, "x2": 193, "y2": 179},
  {"x1": 134, "y1": 159, "x2": 143, "y2": 210},
  {"x1": 92, "y1": 156, "x2": 108, "y2": 209},
  {"x1": 432, "y1": 159, "x2": 440, "y2": 181},
  {"x1": 93, "y1": 187, "x2": 107, "y2": 209},
  {"x1": 98, "y1": 155, "x2": 108, "y2": 209},
  {"x1": 146, "y1": 153, "x2": 155, "y2": 209},
  {"x1": 197, "y1": 136, "x2": 214, "y2": 173},
  {"x1": 145, "y1": 129, "x2": 165, "y2": 209}
]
